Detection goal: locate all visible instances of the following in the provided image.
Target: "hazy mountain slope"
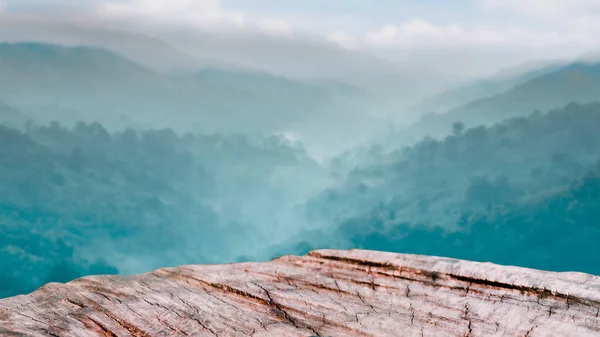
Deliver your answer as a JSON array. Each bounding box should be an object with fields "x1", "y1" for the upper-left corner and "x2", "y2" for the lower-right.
[
  {"x1": 304, "y1": 102, "x2": 600, "y2": 234},
  {"x1": 0, "y1": 42, "x2": 154, "y2": 80},
  {"x1": 451, "y1": 62, "x2": 600, "y2": 125},
  {"x1": 166, "y1": 31, "x2": 461, "y2": 106},
  {"x1": 0, "y1": 42, "x2": 172, "y2": 127},
  {"x1": 2, "y1": 19, "x2": 463, "y2": 124},
  {"x1": 0, "y1": 18, "x2": 233, "y2": 72},
  {"x1": 0, "y1": 101, "x2": 27, "y2": 129},
  {"x1": 0, "y1": 43, "x2": 374, "y2": 138},
  {"x1": 411, "y1": 61, "x2": 565, "y2": 115},
  {"x1": 284, "y1": 102, "x2": 600, "y2": 276},
  {"x1": 0, "y1": 121, "x2": 330, "y2": 298},
  {"x1": 401, "y1": 61, "x2": 600, "y2": 142}
]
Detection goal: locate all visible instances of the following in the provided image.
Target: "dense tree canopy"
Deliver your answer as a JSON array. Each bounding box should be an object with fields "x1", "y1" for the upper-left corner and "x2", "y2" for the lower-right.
[
  {"x1": 0, "y1": 121, "x2": 324, "y2": 298},
  {"x1": 2, "y1": 101, "x2": 600, "y2": 298},
  {"x1": 293, "y1": 102, "x2": 600, "y2": 275}
]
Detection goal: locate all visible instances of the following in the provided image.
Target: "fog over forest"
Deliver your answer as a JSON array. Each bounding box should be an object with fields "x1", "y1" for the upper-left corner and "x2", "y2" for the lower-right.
[{"x1": 2, "y1": 1, "x2": 600, "y2": 298}]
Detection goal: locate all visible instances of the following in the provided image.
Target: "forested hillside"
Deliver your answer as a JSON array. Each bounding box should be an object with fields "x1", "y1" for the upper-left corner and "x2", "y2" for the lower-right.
[
  {"x1": 0, "y1": 43, "x2": 371, "y2": 135},
  {"x1": 0, "y1": 121, "x2": 326, "y2": 298},
  {"x1": 4, "y1": 102, "x2": 600, "y2": 298},
  {"x1": 398, "y1": 61, "x2": 600, "y2": 145},
  {"x1": 2, "y1": 40, "x2": 600, "y2": 300},
  {"x1": 288, "y1": 102, "x2": 600, "y2": 275}
]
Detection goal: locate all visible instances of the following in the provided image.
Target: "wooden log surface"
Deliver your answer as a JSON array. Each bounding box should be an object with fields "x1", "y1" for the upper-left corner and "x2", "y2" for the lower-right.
[{"x1": 1, "y1": 249, "x2": 600, "y2": 336}]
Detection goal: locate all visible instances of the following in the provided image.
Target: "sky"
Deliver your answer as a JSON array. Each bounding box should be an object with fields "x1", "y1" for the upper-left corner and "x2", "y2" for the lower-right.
[{"x1": 1, "y1": 0, "x2": 600, "y2": 77}]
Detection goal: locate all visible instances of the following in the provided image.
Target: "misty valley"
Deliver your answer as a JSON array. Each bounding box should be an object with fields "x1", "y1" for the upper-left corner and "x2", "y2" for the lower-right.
[{"x1": 1, "y1": 41, "x2": 600, "y2": 301}]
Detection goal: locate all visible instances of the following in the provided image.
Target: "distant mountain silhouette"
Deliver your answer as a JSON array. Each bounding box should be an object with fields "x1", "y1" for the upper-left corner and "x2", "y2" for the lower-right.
[
  {"x1": 403, "y1": 60, "x2": 600, "y2": 141},
  {"x1": 0, "y1": 42, "x2": 365, "y2": 136},
  {"x1": 412, "y1": 61, "x2": 564, "y2": 115}
]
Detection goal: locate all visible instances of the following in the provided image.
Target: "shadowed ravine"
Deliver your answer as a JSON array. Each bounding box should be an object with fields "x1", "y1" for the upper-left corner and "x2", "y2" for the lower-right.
[{"x1": 1, "y1": 249, "x2": 600, "y2": 336}]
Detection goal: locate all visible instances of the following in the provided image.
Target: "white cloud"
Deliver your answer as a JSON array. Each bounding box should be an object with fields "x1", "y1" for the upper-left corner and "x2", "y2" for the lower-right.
[
  {"x1": 95, "y1": 1, "x2": 300, "y2": 37},
  {"x1": 480, "y1": 0, "x2": 600, "y2": 37},
  {"x1": 363, "y1": 18, "x2": 596, "y2": 51},
  {"x1": 259, "y1": 18, "x2": 293, "y2": 36},
  {"x1": 98, "y1": 0, "x2": 245, "y2": 29},
  {"x1": 2, "y1": 0, "x2": 600, "y2": 78},
  {"x1": 355, "y1": 16, "x2": 600, "y2": 77},
  {"x1": 328, "y1": 30, "x2": 358, "y2": 50},
  {"x1": 365, "y1": 24, "x2": 399, "y2": 47},
  {"x1": 481, "y1": 0, "x2": 600, "y2": 18}
]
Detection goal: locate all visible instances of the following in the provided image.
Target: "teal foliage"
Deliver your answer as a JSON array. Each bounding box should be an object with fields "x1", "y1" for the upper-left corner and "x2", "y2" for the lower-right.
[{"x1": 299, "y1": 103, "x2": 600, "y2": 275}]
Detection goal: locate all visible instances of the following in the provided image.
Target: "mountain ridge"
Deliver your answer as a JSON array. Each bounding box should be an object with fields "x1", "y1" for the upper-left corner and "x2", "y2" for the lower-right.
[
  {"x1": 0, "y1": 42, "x2": 374, "y2": 137},
  {"x1": 399, "y1": 59, "x2": 600, "y2": 143}
]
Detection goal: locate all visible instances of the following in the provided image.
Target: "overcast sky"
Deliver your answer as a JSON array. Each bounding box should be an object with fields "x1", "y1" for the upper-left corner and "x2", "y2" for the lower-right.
[{"x1": 1, "y1": 0, "x2": 600, "y2": 76}]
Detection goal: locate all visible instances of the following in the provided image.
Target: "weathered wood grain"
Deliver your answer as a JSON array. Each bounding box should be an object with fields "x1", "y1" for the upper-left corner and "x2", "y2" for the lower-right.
[{"x1": 1, "y1": 249, "x2": 600, "y2": 336}]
